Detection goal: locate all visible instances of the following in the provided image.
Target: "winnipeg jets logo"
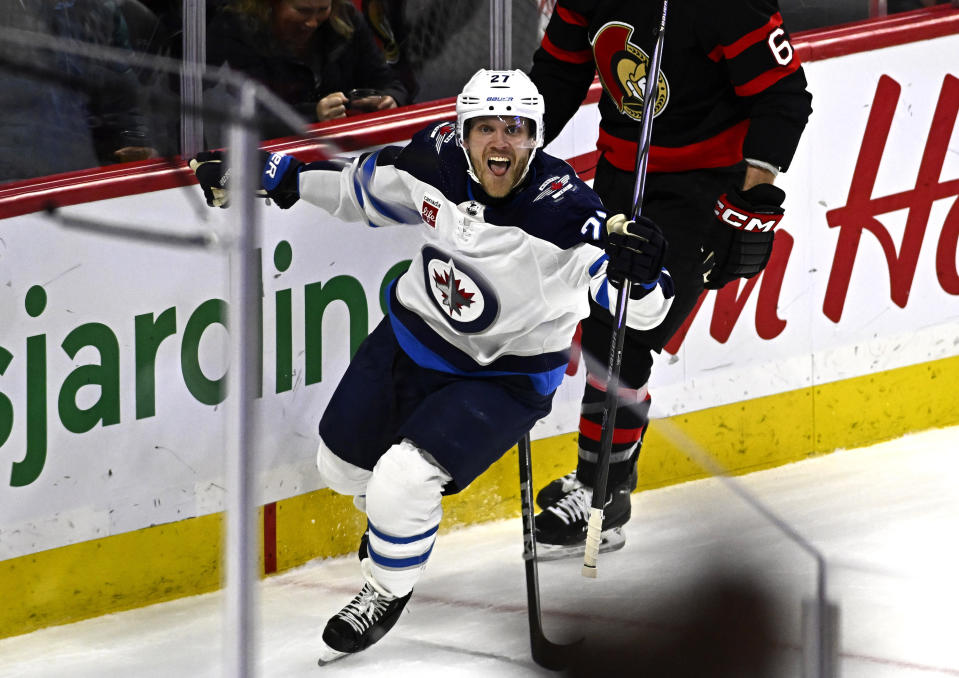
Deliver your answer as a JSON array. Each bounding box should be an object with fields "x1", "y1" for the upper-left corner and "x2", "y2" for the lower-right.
[
  {"x1": 534, "y1": 174, "x2": 573, "y2": 202},
  {"x1": 421, "y1": 246, "x2": 498, "y2": 332},
  {"x1": 592, "y1": 22, "x2": 669, "y2": 122},
  {"x1": 432, "y1": 264, "x2": 475, "y2": 316}
]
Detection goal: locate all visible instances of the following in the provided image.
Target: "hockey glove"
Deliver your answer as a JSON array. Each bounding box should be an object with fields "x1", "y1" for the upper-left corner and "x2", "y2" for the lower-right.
[
  {"x1": 189, "y1": 150, "x2": 230, "y2": 208},
  {"x1": 261, "y1": 152, "x2": 303, "y2": 209},
  {"x1": 189, "y1": 150, "x2": 303, "y2": 209},
  {"x1": 604, "y1": 214, "x2": 668, "y2": 291},
  {"x1": 702, "y1": 183, "x2": 785, "y2": 290}
]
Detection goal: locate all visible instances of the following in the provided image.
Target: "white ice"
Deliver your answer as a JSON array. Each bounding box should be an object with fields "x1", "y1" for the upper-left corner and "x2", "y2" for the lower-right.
[{"x1": 1, "y1": 425, "x2": 957, "y2": 677}]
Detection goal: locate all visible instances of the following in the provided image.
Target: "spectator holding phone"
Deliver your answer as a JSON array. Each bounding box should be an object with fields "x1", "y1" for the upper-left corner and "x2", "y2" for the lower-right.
[{"x1": 207, "y1": 0, "x2": 409, "y2": 139}]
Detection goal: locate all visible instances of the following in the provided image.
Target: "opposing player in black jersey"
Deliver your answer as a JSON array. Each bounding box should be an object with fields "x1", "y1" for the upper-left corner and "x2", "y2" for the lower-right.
[{"x1": 529, "y1": 0, "x2": 813, "y2": 559}]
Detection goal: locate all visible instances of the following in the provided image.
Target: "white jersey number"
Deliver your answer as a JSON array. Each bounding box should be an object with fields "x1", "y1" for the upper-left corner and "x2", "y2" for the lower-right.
[
  {"x1": 581, "y1": 215, "x2": 604, "y2": 241},
  {"x1": 768, "y1": 27, "x2": 794, "y2": 66}
]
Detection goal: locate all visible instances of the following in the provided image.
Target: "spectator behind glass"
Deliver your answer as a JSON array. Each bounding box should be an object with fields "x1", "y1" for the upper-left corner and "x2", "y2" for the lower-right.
[
  {"x1": 361, "y1": 0, "x2": 419, "y2": 102},
  {"x1": 206, "y1": 0, "x2": 409, "y2": 141},
  {"x1": 0, "y1": 0, "x2": 157, "y2": 183}
]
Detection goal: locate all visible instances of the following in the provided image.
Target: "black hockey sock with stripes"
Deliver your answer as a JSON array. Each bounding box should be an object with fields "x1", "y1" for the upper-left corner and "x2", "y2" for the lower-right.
[{"x1": 574, "y1": 377, "x2": 651, "y2": 492}]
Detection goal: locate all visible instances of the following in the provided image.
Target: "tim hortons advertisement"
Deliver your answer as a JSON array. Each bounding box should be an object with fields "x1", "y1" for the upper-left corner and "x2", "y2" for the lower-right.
[
  {"x1": 0, "y1": 33, "x2": 957, "y2": 559},
  {"x1": 648, "y1": 38, "x2": 959, "y2": 417}
]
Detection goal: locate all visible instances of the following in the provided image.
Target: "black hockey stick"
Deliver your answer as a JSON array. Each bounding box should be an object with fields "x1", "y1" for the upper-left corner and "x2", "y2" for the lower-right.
[
  {"x1": 518, "y1": 431, "x2": 582, "y2": 670},
  {"x1": 583, "y1": 0, "x2": 670, "y2": 578}
]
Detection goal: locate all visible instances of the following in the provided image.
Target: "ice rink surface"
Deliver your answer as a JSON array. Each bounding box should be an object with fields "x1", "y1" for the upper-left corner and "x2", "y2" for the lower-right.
[{"x1": 1, "y1": 426, "x2": 957, "y2": 677}]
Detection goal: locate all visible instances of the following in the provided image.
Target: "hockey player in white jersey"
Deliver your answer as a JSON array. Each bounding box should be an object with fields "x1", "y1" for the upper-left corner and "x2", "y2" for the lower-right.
[{"x1": 192, "y1": 69, "x2": 674, "y2": 664}]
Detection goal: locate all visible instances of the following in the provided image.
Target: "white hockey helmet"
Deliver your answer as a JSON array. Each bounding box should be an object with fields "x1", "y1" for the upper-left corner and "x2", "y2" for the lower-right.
[{"x1": 456, "y1": 69, "x2": 545, "y2": 184}]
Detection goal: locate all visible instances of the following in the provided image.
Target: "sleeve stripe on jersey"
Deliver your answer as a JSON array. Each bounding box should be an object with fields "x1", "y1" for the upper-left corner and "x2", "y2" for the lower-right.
[
  {"x1": 540, "y1": 32, "x2": 594, "y2": 64},
  {"x1": 555, "y1": 5, "x2": 588, "y2": 26},
  {"x1": 707, "y1": 12, "x2": 784, "y2": 62},
  {"x1": 735, "y1": 60, "x2": 802, "y2": 97},
  {"x1": 589, "y1": 254, "x2": 608, "y2": 277},
  {"x1": 356, "y1": 152, "x2": 422, "y2": 225},
  {"x1": 595, "y1": 279, "x2": 610, "y2": 310}
]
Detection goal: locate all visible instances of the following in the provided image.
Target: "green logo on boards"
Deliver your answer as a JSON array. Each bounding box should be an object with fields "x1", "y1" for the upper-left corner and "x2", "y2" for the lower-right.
[{"x1": 0, "y1": 242, "x2": 410, "y2": 487}]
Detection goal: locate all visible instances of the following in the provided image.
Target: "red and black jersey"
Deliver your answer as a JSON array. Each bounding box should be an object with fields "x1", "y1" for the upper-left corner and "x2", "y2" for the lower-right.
[{"x1": 530, "y1": 0, "x2": 813, "y2": 174}]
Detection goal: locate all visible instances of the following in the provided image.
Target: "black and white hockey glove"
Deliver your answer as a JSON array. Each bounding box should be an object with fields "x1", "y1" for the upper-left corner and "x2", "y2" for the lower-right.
[
  {"x1": 189, "y1": 150, "x2": 230, "y2": 208},
  {"x1": 189, "y1": 150, "x2": 303, "y2": 209},
  {"x1": 702, "y1": 183, "x2": 785, "y2": 290},
  {"x1": 604, "y1": 214, "x2": 668, "y2": 292}
]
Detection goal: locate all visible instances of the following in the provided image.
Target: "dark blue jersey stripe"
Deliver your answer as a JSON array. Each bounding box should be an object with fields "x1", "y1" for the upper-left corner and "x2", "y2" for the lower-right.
[{"x1": 387, "y1": 282, "x2": 569, "y2": 395}]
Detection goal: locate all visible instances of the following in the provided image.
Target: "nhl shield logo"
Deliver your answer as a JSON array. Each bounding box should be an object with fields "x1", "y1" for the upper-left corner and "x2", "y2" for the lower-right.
[{"x1": 421, "y1": 195, "x2": 441, "y2": 228}]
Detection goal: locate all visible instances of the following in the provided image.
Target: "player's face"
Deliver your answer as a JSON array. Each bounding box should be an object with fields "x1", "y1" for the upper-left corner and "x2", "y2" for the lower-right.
[
  {"x1": 465, "y1": 116, "x2": 535, "y2": 198},
  {"x1": 272, "y1": 0, "x2": 333, "y2": 48}
]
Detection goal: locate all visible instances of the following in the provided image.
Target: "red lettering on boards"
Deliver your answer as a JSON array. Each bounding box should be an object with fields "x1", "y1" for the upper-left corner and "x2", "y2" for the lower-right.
[{"x1": 823, "y1": 74, "x2": 959, "y2": 322}]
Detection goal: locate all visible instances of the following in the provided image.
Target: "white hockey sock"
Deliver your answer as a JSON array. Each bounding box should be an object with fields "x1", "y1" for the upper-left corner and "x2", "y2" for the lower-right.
[{"x1": 364, "y1": 439, "x2": 451, "y2": 597}]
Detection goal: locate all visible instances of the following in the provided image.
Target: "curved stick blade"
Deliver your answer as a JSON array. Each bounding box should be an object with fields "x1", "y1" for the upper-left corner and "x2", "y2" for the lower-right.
[{"x1": 531, "y1": 630, "x2": 583, "y2": 671}]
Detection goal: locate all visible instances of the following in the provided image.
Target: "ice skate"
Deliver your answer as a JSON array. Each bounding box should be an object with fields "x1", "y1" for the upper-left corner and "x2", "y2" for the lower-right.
[
  {"x1": 317, "y1": 577, "x2": 412, "y2": 665},
  {"x1": 535, "y1": 470, "x2": 581, "y2": 510},
  {"x1": 534, "y1": 483, "x2": 631, "y2": 561},
  {"x1": 536, "y1": 467, "x2": 638, "y2": 510}
]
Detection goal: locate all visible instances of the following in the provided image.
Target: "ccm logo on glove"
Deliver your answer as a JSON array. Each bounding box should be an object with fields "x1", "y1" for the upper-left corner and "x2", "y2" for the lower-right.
[
  {"x1": 701, "y1": 183, "x2": 785, "y2": 290},
  {"x1": 714, "y1": 192, "x2": 783, "y2": 232}
]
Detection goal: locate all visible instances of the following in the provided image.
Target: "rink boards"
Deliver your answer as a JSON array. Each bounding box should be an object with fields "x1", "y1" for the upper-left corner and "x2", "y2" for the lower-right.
[{"x1": 0, "y1": 9, "x2": 958, "y2": 638}]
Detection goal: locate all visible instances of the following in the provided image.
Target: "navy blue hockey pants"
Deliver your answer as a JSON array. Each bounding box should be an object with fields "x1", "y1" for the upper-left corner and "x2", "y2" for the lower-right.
[{"x1": 318, "y1": 317, "x2": 554, "y2": 494}]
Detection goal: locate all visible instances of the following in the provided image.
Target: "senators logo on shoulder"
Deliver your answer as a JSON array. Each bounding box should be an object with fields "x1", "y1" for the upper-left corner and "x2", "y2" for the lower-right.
[{"x1": 592, "y1": 22, "x2": 670, "y2": 122}]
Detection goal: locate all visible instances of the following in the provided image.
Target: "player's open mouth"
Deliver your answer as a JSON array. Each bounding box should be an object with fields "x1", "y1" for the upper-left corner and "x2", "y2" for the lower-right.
[{"x1": 487, "y1": 155, "x2": 511, "y2": 177}]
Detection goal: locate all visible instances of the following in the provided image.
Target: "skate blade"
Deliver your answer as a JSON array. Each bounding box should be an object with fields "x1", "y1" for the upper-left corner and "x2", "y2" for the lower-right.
[
  {"x1": 317, "y1": 643, "x2": 349, "y2": 666},
  {"x1": 536, "y1": 527, "x2": 626, "y2": 562}
]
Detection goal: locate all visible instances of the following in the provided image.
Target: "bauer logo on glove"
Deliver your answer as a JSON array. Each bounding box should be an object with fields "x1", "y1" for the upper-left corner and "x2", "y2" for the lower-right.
[{"x1": 189, "y1": 149, "x2": 300, "y2": 209}]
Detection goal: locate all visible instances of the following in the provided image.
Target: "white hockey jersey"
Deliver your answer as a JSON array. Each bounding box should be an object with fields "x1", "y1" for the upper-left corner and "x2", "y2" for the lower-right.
[{"x1": 289, "y1": 121, "x2": 673, "y2": 395}]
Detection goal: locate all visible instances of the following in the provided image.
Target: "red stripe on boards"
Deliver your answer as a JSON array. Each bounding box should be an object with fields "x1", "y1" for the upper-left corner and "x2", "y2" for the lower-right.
[{"x1": 263, "y1": 502, "x2": 278, "y2": 575}]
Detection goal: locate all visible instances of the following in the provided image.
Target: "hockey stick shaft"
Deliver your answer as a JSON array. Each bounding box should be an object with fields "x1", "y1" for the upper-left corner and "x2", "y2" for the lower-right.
[
  {"x1": 583, "y1": 0, "x2": 669, "y2": 578},
  {"x1": 518, "y1": 432, "x2": 581, "y2": 669}
]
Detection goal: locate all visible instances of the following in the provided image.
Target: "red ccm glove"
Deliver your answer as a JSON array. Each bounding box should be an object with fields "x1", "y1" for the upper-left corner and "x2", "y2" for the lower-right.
[{"x1": 702, "y1": 183, "x2": 785, "y2": 290}]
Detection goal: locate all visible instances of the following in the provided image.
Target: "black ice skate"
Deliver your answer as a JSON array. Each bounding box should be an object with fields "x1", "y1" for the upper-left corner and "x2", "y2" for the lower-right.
[
  {"x1": 535, "y1": 471, "x2": 580, "y2": 510},
  {"x1": 536, "y1": 467, "x2": 638, "y2": 510},
  {"x1": 317, "y1": 581, "x2": 412, "y2": 665},
  {"x1": 534, "y1": 481, "x2": 631, "y2": 561}
]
